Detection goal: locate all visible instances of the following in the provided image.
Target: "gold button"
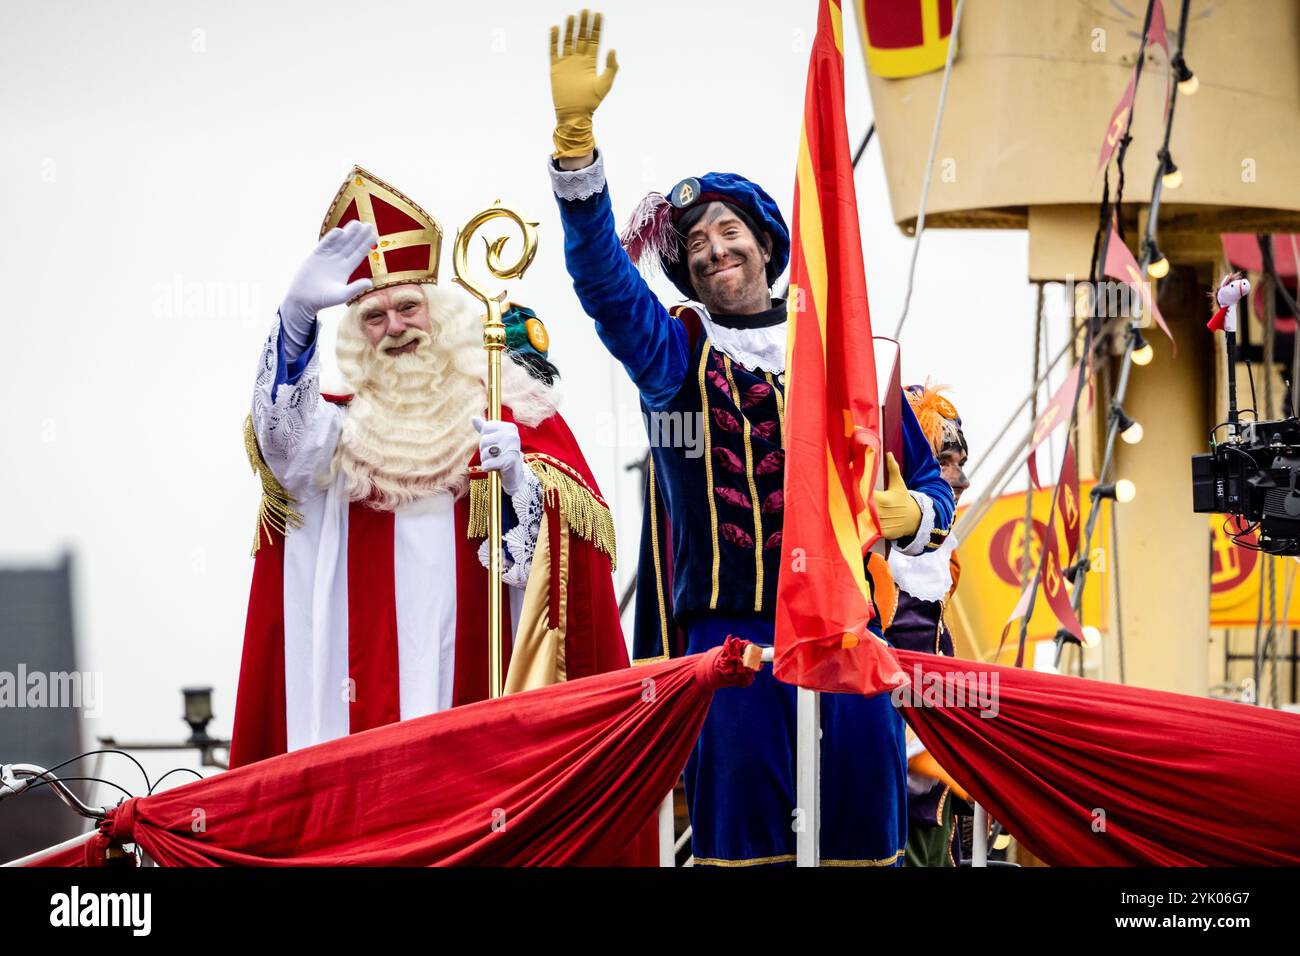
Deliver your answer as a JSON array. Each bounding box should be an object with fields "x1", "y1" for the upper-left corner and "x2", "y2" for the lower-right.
[{"x1": 526, "y1": 317, "x2": 549, "y2": 352}]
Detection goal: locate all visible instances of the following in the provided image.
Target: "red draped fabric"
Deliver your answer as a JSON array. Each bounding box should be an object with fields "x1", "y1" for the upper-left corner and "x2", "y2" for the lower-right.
[
  {"x1": 896, "y1": 650, "x2": 1300, "y2": 866},
  {"x1": 14, "y1": 834, "x2": 95, "y2": 868},
  {"x1": 44, "y1": 641, "x2": 755, "y2": 868},
  {"x1": 23, "y1": 647, "x2": 1300, "y2": 867}
]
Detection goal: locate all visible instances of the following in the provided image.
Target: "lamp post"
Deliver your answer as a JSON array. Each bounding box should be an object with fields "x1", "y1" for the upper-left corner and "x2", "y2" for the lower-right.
[{"x1": 95, "y1": 687, "x2": 231, "y2": 793}]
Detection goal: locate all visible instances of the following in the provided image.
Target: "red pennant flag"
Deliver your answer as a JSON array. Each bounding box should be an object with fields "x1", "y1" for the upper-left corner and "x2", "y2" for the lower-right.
[
  {"x1": 997, "y1": 579, "x2": 1035, "y2": 663},
  {"x1": 1040, "y1": 507, "x2": 1084, "y2": 644},
  {"x1": 1096, "y1": 71, "x2": 1136, "y2": 173},
  {"x1": 1148, "y1": 0, "x2": 1169, "y2": 58},
  {"x1": 1026, "y1": 363, "x2": 1090, "y2": 489},
  {"x1": 1033, "y1": 439, "x2": 1086, "y2": 656},
  {"x1": 774, "y1": 0, "x2": 905, "y2": 696},
  {"x1": 1103, "y1": 221, "x2": 1175, "y2": 349},
  {"x1": 1096, "y1": 1, "x2": 1169, "y2": 172},
  {"x1": 1009, "y1": 439, "x2": 1086, "y2": 667},
  {"x1": 1059, "y1": 439, "x2": 1081, "y2": 561}
]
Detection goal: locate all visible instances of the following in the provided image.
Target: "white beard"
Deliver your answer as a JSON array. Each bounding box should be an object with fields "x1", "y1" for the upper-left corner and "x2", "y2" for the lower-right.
[{"x1": 330, "y1": 284, "x2": 560, "y2": 510}]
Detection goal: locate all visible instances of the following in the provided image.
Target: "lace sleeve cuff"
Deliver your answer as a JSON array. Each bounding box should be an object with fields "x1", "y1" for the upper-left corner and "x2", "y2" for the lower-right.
[
  {"x1": 549, "y1": 151, "x2": 607, "y2": 202},
  {"x1": 477, "y1": 469, "x2": 545, "y2": 589},
  {"x1": 252, "y1": 316, "x2": 321, "y2": 465}
]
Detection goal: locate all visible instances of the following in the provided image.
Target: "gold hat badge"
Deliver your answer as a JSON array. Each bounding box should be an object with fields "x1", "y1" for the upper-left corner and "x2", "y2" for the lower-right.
[{"x1": 319, "y1": 166, "x2": 444, "y2": 301}]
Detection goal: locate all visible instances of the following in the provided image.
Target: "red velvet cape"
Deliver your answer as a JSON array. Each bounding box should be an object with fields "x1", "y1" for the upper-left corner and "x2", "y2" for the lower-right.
[{"x1": 229, "y1": 406, "x2": 627, "y2": 768}]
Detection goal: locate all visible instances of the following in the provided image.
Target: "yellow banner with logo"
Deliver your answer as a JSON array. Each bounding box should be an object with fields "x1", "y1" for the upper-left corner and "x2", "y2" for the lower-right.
[
  {"x1": 1209, "y1": 518, "x2": 1300, "y2": 626},
  {"x1": 950, "y1": 481, "x2": 1109, "y2": 664}
]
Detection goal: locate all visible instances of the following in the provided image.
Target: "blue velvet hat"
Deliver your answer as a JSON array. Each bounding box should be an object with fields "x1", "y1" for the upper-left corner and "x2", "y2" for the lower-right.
[{"x1": 620, "y1": 172, "x2": 790, "y2": 301}]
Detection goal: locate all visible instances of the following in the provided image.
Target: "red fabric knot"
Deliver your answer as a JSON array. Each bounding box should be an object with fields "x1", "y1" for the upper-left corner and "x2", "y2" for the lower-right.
[
  {"x1": 695, "y1": 637, "x2": 758, "y2": 690},
  {"x1": 108, "y1": 798, "x2": 138, "y2": 845},
  {"x1": 85, "y1": 799, "x2": 138, "y2": 866}
]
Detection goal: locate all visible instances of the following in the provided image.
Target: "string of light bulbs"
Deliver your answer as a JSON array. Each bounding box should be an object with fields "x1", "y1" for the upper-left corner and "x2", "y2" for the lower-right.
[
  {"x1": 1051, "y1": 0, "x2": 1198, "y2": 670},
  {"x1": 1140, "y1": 0, "x2": 1199, "y2": 282},
  {"x1": 1010, "y1": 0, "x2": 1194, "y2": 668}
]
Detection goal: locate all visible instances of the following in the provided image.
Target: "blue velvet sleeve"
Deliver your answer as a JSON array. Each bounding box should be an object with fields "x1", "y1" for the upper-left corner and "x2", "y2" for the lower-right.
[
  {"x1": 553, "y1": 171, "x2": 691, "y2": 409},
  {"x1": 898, "y1": 393, "x2": 956, "y2": 551}
]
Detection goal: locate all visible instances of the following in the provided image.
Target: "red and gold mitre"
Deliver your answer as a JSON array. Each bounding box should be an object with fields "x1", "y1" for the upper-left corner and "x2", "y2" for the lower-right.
[{"x1": 320, "y1": 166, "x2": 443, "y2": 300}]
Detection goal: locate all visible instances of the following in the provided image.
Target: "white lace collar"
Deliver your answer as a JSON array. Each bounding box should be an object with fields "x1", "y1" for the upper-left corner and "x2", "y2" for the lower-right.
[
  {"x1": 887, "y1": 533, "x2": 960, "y2": 603},
  {"x1": 693, "y1": 305, "x2": 788, "y2": 374}
]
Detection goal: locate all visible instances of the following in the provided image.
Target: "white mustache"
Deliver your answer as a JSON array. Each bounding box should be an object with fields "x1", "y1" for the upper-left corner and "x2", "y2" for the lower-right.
[{"x1": 381, "y1": 329, "x2": 430, "y2": 355}]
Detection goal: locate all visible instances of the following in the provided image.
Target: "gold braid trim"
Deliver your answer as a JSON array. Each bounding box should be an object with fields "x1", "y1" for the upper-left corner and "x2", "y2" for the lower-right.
[
  {"x1": 466, "y1": 454, "x2": 617, "y2": 570},
  {"x1": 243, "y1": 414, "x2": 304, "y2": 556}
]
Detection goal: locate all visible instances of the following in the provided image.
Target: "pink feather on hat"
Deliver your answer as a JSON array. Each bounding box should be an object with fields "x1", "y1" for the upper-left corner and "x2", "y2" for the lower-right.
[{"x1": 619, "y1": 192, "x2": 679, "y2": 274}]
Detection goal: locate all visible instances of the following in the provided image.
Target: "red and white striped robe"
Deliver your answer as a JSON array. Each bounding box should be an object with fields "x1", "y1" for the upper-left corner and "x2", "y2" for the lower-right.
[{"x1": 230, "y1": 321, "x2": 628, "y2": 769}]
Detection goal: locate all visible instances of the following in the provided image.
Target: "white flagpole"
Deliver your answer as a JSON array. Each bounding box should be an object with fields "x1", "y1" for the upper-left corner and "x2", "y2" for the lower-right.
[
  {"x1": 972, "y1": 802, "x2": 989, "y2": 866},
  {"x1": 758, "y1": 646, "x2": 820, "y2": 866},
  {"x1": 657, "y1": 791, "x2": 675, "y2": 867},
  {"x1": 796, "y1": 687, "x2": 821, "y2": 866},
  {"x1": 2, "y1": 830, "x2": 94, "y2": 867}
]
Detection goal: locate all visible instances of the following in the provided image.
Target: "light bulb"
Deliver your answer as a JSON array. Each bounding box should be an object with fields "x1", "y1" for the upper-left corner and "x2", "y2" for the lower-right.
[
  {"x1": 1115, "y1": 479, "x2": 1137, "y2": 503},
  {"x1": 1121, "y1": 419, "x2": 1144, "y2": 444},
  {"x1": 1131, "y1": 342, "x2": 1154, "y2": 366},
  {"x1": 1082, "y1": 625, "x2": 1102, "y2": 648},
  {"x1": 1148, "y1": 255, "x2": 1170, "y2": 279},
  {"x1": 1173, "y1": 56, "x2": 1198, "y2": 96},
  {"x1": 1162, "y1": 165, "x2": 1183, "y2": 190}
]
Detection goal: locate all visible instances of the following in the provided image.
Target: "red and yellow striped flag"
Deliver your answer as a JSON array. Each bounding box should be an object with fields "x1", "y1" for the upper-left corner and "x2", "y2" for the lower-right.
[{"x1": 774, "y1": 0, "x2": 905, "y2": 695}]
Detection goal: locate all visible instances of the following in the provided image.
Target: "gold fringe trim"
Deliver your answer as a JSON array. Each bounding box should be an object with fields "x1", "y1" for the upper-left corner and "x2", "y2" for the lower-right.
[
  {"x1": 243, "y1": 414, "x2": 304, "y2": 556},
  {"x1": 693, "y1": 850, "x2": 904, "y2": 868},
  {"x1": 468, "y1": 476, "x2": 492, "y2": 538},
  {"x1": 693, "y1": 853, "x2": 797, "y2": 867},
  {"x1": 467, "y1": 455, "x2": 617, "y2": 570},
  {"x1": 821, "y1": 850, "x2": 906, "y2": 867}
]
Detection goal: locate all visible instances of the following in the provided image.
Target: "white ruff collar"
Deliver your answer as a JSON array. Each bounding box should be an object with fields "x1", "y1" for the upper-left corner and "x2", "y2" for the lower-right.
[
  {"x1": 695, "y1": 306, "x2": 788, "y2": 374},
  {"x1": 887, "y1": 533, "x2": 959, "y2": 603}
]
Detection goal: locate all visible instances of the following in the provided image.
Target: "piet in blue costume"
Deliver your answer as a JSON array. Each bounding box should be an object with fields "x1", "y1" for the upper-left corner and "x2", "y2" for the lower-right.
[
  {"x1": 883, "y1": 383, "x2": 973, "y2": 866},
  {"x1": 549, "y1": 151, "x2": 955, "y2": 866}
]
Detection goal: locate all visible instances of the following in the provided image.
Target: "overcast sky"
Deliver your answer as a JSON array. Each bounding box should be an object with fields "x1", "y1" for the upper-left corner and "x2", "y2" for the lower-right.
[{"x1": 0, "y1": 0, "x2": 1067, "y2": 802}]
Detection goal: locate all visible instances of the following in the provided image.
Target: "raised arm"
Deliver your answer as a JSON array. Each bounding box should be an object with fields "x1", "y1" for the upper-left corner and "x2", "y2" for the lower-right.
[
  {"x1": 889, "y1": 395, "x2": 958, "y2": 556},
  {"x1": 251, "y1": 220, "x2": 376, "y2": 500},
  {"x1": 547, "y1": 10, "x2": 690, "y2": 409}
]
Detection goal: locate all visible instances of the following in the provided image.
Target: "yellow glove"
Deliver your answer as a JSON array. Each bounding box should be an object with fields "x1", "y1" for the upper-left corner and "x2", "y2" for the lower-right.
[
  {"x1": 875, "y1": 453, "x2": 922, "y2": 541},
  {"x1": 549, "y1": 9, "x2": 618, "y2": 159}
]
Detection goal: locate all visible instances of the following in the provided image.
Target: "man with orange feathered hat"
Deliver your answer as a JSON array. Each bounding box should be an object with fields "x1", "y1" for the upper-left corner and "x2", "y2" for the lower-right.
[
  {"x1": 229, "y1": 167, "x2": 633, "y2": 806},
  {"x1": 878, "y1": 382, "x2": 973, "y2": 865}
]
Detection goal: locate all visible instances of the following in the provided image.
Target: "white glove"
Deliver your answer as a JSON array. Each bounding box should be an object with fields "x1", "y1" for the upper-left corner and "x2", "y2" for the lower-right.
[
  {"x1": 472, "y1": 416, "x2": 528, "y2": 496},
  {"x1": 279, "y1": 220, "x2": 378, "y2": 359}
]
